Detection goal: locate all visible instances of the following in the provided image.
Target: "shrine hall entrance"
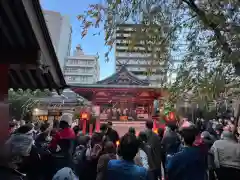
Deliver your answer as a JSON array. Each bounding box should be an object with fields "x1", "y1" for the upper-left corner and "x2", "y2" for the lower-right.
[
  {"x1": 99, "y1": 100, "x2": 152, "y2": 121},
  {"x1": 71, "y1": 66, "x2": 164, "y2": 121}
]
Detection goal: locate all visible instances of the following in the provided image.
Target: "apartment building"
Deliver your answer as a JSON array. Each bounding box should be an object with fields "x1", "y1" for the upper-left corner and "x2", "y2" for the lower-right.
[
  {"x1": 64, "y1": 45, "x2": 100, "y2": 84},
  {"x1": 115, "y1": 24, "x2": 167, "y2": 86},
  {"x1": 44, "y1": 10, "x2": 72, "y2": 70}
]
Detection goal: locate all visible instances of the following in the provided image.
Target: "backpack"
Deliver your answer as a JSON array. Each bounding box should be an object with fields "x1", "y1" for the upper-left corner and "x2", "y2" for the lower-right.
[
  {"x1": 89, "y1": 143, "x2": 103, "y2": 159},
  {"x1": 145, "y1": 131, "x2": 162, "y2": 169},
  {"x1": 73, "y1": 145, "x2": 86, "y2": 165},
  {"x1": 73, "y1": 146, "x2": 87, "y2": 177}
]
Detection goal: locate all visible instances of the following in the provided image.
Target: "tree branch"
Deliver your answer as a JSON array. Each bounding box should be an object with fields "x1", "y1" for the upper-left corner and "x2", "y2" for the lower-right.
[{"x1": 182, "y1": 0, "x2": 233, "y2": 63}]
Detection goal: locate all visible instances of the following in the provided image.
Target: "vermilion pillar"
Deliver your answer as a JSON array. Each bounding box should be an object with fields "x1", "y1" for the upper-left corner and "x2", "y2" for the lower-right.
[
  {"x1": 89, "y1": 124, "x2": 93, "y2": 136},
  {"x1": 95, "y1": 118, "x2": 100, "y2": 132},
  {"x1": 82, "y1": 119, "x2": 87, "y2": 135},
  {"x1": 0, "y1": 64, "x2": 9, "y2": 144}
]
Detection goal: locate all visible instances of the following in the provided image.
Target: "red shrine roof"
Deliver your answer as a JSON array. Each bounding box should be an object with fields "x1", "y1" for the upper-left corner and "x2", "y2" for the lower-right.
[
  {"x1": 70, "y1": 66, "x2": 167, "y2": 101},
  {"x1": 97, "y1": 66, "x2": 150, "y2": 86},
  {"x1": 71, "y1": 85, "x2": 162, "y2": 102}
]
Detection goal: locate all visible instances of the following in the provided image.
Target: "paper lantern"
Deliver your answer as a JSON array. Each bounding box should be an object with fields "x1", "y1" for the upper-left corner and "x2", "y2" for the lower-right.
[
  {"x1": 81, "y1": 112, "x2": 89, "y2": 120},
  {"x1": 169, "y1": 111, "x2": 175, "y2": 120}
]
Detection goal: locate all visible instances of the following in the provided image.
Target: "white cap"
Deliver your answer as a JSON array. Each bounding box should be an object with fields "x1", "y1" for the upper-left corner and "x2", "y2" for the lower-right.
[{"x1": 60, "y1": 113, "x2": 73, "y2": 126}]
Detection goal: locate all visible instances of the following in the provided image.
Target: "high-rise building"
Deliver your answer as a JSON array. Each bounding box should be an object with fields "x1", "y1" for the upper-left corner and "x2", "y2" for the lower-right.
[
  {"x1": 43, "y1": 10, "x2": 72, "y2": 70},
  {"x1": 115, "y1": 24, "x2": 167, "y2": 86},
  {"x1": 64, "y1": 45, "x2": 100, "y2": 84}
]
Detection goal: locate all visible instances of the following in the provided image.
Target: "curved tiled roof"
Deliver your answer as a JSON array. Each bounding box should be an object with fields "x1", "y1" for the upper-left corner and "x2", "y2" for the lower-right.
[{"x1": 97, "y1": 66, "x2": 149, "y2": 86}]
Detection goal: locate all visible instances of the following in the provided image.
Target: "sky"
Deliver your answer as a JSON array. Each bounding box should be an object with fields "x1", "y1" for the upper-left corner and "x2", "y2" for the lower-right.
[{"x1": 40, "y1": 0, "x2": 114, "y2": 80}]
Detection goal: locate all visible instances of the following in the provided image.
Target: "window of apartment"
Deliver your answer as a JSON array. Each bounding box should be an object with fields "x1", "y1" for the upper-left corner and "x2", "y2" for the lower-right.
[
  {"x1": 64, "y1": 67, "x2": 78, "y2": 73},
  {"x1": 67, "y1": 59, "x2": 75, "y2": 64},
  {"x1": 86, "y1": 67, "x2": 93, "y2": 73},
  {"x1": 78, "y1": 76, "x2": 86, "y2": 81},
  {"x1": 65, "y1": 76, "x2": 76, "y2": 81},
  {"x1": 80, "y1": 67, "x2": 86, "y2": 73},
  {"x1": 87, "y1": 60, "x2": 94, "y2": 65},
  {"x1": 78, "y1": 60, "x2": 87, "y2": 65}
]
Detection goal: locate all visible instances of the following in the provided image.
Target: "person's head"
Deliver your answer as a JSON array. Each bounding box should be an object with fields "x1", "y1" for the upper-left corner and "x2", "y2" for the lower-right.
[
  {"x1": 215, "y1": 123, "x2": 223, "y2": 135},
  {"x1": 9, "y1": 122, "x2": 17, "y2": 133},
  {"x1": 201, "y1": 131, "x2": 212, "y2": 140},
  {"x1": 59, "y1": 113, "x2": 73, "y2": 129},
  {"x1": 91, "y1": 132, "x2": 103, "y2": 147},
  {"x1": 73, "y1": 125, "x2": 80, "y2": 136},
  {"x1": 195, "y1": 119, "x2": 203, "y2": 133},
  {"x1": 100, "y1": 123, "x2": 108, "y2": 134},
  {"x1": 219, "y1": 118, "x2": 223, "y2": 124},
  {"x1": 104, "y1": 141, "x2": 116, "y2": 154},
  {"x1": 138, "y1": 131, "x2": 147, "y2": 145},
  {"x1": 40, "y1": 122, "x2": 50, "y2": 133},
  {"x1": 180, "y1": 125, "x2": 197, "y2": 146},
  {"x1": 50, "y1": 128, "x2": 58, "y2": 137},
  {"x1": 16, "y1": 124, "x2": 34, "y2": 136},
  {"x1": 20, "y1": 120, "x2": 25, "y2": 126},
  {"x1": 157, "y1": 127, "x2": 164, "y2": 138},
  {"x1": 224, "y1": 119, "x2": 228, "y2": 124},
  {"x1": 76, "y1": 135, "x2": 90, "y2": 147},
  {"x1": 119, "y1": 133, "x2": 139, "y2": 161},
  {"x1": 53, "y1": 120, "x2": 60, "y2": 129},
  {"x1": 146, "y1": 120, "x2": 153, "y2": 130},
  {"x1": 107, "y1": 121, "x2": 113, "y2": 129},
  {"x1": 221, "y1": 131, "x2": 235, "y2": 141},
  {"x1": 34, "y1": 122, "x2": 40, "y2": 131},
  {"x1": 206, "y1": 125, "x2": 217, "y2": 136},
  {"x1": 167, "y1": 122, "x2": 178, "y2": 132},
  {"x1": 128, "y1": 127, "x2": 136, "y2": 136},
  {"x1": 227, "y1": 120, "x2": 233, "y2": 125}
]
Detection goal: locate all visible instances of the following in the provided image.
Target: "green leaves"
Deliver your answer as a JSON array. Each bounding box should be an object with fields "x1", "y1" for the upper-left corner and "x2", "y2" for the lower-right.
[
  {"x1": 77, "y1": 0, "x2": 174, "y2": 66},
  {"x1": 76, "y1": 0, "x2": 239, "y2": 108},
  {"x1": 8, "y1": 89, "x2": 49, "y2": 121},
  {"x1": 116, "y1": 0, "x2": 121, "y2": 5}
]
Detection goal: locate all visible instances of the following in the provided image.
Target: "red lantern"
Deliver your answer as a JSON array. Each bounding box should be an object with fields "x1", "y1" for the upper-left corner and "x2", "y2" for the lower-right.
[
  {"x1": 80, "y1": 112, "x2": 89, "y2": 135},
  {"x1": 81, "y1": 112, "x2": 89, "y2": 120},
  {"x1": 169, "y1": 111, "x2": 175, "y2": 120}
]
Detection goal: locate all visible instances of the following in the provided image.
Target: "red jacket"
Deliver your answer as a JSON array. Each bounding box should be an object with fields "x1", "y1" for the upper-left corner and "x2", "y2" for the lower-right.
[
  {"x1": 49, "y1": 127, "x2": 75, "y2": 149},
  {"x1": 194, "y1": 134, "x2": 208, "y2": 155}
]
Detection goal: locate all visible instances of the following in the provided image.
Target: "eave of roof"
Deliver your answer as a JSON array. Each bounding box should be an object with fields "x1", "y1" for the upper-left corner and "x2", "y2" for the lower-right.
[
  {"x1": 1, "y1": 0, "x2": 67, "y2": 91},
  {"x1": 70, "y1": 84, "x2": 162, "y2": 89},
  {"x1": 96, "y1": 66, "x2": 150, "y2": 85},
  {"x1": 33, "y1": 0, "x2": 67, "y2": 89}
]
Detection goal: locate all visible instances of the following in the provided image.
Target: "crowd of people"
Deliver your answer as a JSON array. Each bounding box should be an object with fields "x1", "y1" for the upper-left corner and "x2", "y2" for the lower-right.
[{"x1": 0, "y1": 113, "x2": 240, "y2": 180}]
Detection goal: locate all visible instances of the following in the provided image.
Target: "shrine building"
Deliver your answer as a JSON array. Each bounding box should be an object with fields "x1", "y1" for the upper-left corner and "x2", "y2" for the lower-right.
[{"x1": 71, "y1": 66, "x2": 165, "y2": 121}]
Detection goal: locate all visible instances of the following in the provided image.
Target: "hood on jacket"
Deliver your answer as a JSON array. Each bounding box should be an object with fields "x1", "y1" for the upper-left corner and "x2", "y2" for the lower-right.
[
  {"x1": 52, "y1": 167, "x2": 78, "y2": 180},
  {"x1": 5, "y1": 133, "x2": 33, "y2": 157},
  {"x1": 221, "y1": 131, "x2": 235, "y2": 140}
]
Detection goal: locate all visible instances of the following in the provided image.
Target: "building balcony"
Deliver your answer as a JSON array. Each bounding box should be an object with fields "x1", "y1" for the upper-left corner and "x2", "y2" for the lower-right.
[
  {"x1": 64, "y1": 71, "x2": 95, "y2": 76},
  {"x1": 65, "y1": 63, "x2": 96, "y2": 67}
]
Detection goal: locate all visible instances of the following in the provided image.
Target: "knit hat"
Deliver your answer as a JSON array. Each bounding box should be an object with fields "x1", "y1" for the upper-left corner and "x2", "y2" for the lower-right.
[{"x1": 60, "y1": 113, "x2": 73, "y2": 126}]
